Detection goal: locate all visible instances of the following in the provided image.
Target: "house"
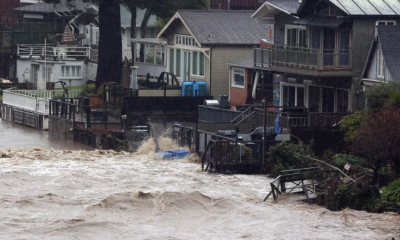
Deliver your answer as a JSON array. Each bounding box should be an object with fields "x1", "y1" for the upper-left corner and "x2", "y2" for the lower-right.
[
  {"x1": 157, "y1": 10, "x2": 269, "y2": 97},
  {"x1": 13, "y1": 0, "x2": 98, "y2": 89},
  {"x1": 248, "y1": 0, "x2": 400, "y2": 113},
  {"x1": 227, "y1": 0, "x2": 300, "y2": 105},
  {"x1": 0, "y1": 0, "x2": 21, "y2": 79},
  {"x1": 361, "y1": 25, "x2": 400, "y2": 87}
]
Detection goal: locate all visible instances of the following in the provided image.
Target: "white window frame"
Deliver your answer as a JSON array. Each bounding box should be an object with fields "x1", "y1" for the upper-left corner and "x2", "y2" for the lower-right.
[
  {"x1": 168, "y1": 47, "x2": 205, "y2": 79},
  {"x1": 61, "y1": 65, "x2": 82, "y2": 79},
  {"x1": 280, "y1": 82, "x2": 305, "y2": 107},
  {"x1": 42, "y1": 66, "x2": 52, "y2": 82},
  {"x1": 175, "y1": 34, "x2": 198, "y2": 47},
  {"x1": 232, "y1": 68, "x2": 245, "y2": 88},
  {"x1": 376, "y1": 20, "x2": 396, "y2": 26},
  {"x1": 95, "y1": 30, "x2": 99, "y2": 46},
  {"x1": 377, "y1": 45, "x2": 385, "y2": 79},
  {"x1": 285, "y1": 24, "x2": 307, "y2": 47}
]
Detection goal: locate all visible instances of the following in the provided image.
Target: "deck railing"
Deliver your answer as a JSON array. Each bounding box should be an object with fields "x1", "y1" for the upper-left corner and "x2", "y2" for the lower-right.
[
  {"x1": 254, "y1": 45, "x2": 352, "y2": 71},
  {"x1": 17, "y1": 44, "x2": 98, "y2": 63},
  {"x1": 2, "y1": 88, "x2": 81, "y2": 114}
]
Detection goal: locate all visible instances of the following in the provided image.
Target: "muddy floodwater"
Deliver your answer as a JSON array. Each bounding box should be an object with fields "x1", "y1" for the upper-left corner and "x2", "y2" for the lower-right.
[
  {"x1": 0, "y1": 121, "x2": 399, "y2": 239},
  {"x1": 0, "y1": 120, "x2": 93, "y2": 150}
]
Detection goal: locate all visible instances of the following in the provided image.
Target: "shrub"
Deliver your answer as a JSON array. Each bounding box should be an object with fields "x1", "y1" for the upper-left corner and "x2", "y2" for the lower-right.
[
  {"x1": 268, "y1": 140, "x2": 315, "y2": 177},
  {"x1": 79, "y1": 83, "x2": 96, "y2": 97},
  {"x1": 365, "y1": 81, "x2": 400, "y2": 111},
  {"x1": 381, "y1": 179, "x2": 400, "y2": 206},
  {"x1": 340, "y1": 111, "x2": 365, "y2": 143}
]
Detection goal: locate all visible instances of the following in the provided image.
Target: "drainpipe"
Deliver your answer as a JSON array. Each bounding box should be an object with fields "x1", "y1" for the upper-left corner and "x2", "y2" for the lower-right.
[
  {"x1": 209, "y1": 47, "x2": 213, "y2": 96},
  {"x1": 227, "y1": 0, "x2": 231, "y2": 10}
]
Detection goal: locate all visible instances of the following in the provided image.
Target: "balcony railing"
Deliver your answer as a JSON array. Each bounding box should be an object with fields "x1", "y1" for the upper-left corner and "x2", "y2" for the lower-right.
[
  {"x1": 254, "y1": 45, "x2": 352, "y2": 71},
  {"x1": 17, "y1": 44, "x2": 98, "y2": 63}
]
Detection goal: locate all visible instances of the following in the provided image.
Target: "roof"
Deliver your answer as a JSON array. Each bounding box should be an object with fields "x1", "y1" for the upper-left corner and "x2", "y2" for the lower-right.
[
  {"x1": 160, "y1": 10, "x2": 269, "y2": 46},
  {"x1": 252, "y1": 0, "x2": 301, "y2": 18},
  {"x1": 326, "y1": 0, "x2": 400, "y2": 16},
  {"x1": 14, "y1": 0, "x2": 88, "y2": 13},
  {"x1": 377, "y1": 25, "x2": 400, "y2": 81},
  {"x1": 120, "y1": 6, "x2": 157, "y2": 28},
  {"x1": 227, "y1": 56, "x2": 255, "y2": 69}
]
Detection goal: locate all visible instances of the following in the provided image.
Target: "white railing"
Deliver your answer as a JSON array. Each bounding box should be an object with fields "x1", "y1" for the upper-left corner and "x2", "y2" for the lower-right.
[
  {"x1": 136, "y1": 62, "x2": 167, "y2": 79},
  {"x1": 3, "y1": 89, "x2": 37, "y2": 112},
  {"x1": 3, "y1": 88, "x2": 81, "y2": 114},
  {"x1": 17, "y1": 44, "x2": 98, "y2": 62}
]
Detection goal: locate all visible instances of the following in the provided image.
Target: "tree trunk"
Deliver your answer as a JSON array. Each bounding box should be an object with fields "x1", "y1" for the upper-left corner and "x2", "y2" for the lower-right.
[
  {"x1": 130, "y1": 7, "x2": 136, "y2": 63},
  {"x1": 96, "y1": 0, "x2": 122, "y2": 91},
  {"x1": 139, "y1": 9, "x2": 152, "y2": 62}
]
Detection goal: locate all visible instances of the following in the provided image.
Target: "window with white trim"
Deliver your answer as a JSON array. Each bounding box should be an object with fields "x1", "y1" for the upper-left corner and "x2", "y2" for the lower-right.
[
  {"x1": 169, "y1": 48, "x2": 205, "y2": 78},
  {"x1": 96, "y1": 30, "x2": 99, "y2": 46},
  {"x1": 376, "y1": 20, "x2": 396, "y2": 26},
  {"x1": 61, "y1": 66, "x2": 82, "y2": 78},
  {"x1": 377, "y1": 46, "x2": 385, "y2": 79},
  {"x1": 281, "y1": 83, "x2": 305, "y2": 107},
  {"x1": 232, "y1": 68, "x2": 245, "y2": 88},
  {"x1": 175, "y1": 35, "x2": 198, "y2": 47},
  {"x1": 285, "y1": 25, "x2": 307, "y2": 48}
]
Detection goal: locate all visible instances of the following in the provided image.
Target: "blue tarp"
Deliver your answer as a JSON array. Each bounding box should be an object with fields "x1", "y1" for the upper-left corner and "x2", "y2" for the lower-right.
[{"x1": 275, "y1": 116, "x2": 281, "y2": 134}]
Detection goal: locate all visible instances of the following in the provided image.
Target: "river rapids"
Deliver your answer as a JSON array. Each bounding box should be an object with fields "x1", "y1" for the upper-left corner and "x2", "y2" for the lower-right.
[{"x1": 0, "y1": 137, "x2": 399, "y2": 239}]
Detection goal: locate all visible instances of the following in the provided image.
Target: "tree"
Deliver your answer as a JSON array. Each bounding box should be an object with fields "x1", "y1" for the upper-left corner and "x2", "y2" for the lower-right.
[
  {"x1": 136, "y1": 0, "x2": 209, "y2": 61},
  {"x1": 365, "y1": 81, "x2": 400, "y2": 111},
  {"x1": 350, "y1": 105, "x2": 400, "y2": 184},
  {"x1": 44, "y1": 0, "x2": 122, "y2": 90}
]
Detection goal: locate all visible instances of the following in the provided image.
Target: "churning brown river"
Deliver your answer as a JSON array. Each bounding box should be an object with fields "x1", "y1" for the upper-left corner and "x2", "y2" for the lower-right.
[{"x1": 0, "y1": 120, "x2": 399, "y2": 239}]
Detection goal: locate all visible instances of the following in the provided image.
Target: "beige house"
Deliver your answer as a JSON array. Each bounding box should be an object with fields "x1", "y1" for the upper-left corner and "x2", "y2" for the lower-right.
[{"x1": 157, "y1": 10, "x2": 269, "y2": 98}]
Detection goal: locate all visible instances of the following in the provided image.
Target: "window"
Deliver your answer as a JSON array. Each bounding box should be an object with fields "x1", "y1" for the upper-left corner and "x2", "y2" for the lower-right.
[
  {"x1": 232, "y1": 68, "x2": 245, "y2": 88},
  {"x1": 175, "y1": 35, "x2": 197, "y2": 47},
  {"x1": 377, "y1": 46, "x2": 385, "y2": 79},
  {"x1": 169, "y1": 48, "x2": 205, "y2": 78},
  {"x1": 376, "y1": 20, "x2": 396, "y2": 26},
  {"x1": 282, "y1": 84, "x2": 305, "y2": 107},
  {"x1": 285, "y1": 25, "x2": 307, "y2": 48},
  {"x1": 308, "y1": 85, "x2": 320, "y2": 112},
  {"x1": 127, "y1": 29, "x2": 131, "y2": 48},
  {"x1": 61, "y1": 66, "x2": 82, "y2": 78},
  {"x1": 96, "y1": 30, "x2": 99, "y2": 46}
]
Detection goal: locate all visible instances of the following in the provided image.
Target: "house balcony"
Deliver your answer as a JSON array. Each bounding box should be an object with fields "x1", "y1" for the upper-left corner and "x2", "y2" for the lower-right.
[
  {"x1": 254, "y1": 45, "x2": 353, "y2": 76},
  {"x1": 17, "y1": 44, "x2": 98, "y2": 63}
]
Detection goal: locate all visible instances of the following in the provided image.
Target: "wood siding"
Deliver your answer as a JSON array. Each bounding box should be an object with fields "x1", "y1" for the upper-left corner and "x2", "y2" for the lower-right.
[
  {"x1": 274, "y1": 12, "x2": 297, "y2": 45},
  {"x1": 229, "y1": 68, "x2": 252, "y2": 105},
  {"x1": 210, "y1": 47, "x2": 253, "y2": 98}
]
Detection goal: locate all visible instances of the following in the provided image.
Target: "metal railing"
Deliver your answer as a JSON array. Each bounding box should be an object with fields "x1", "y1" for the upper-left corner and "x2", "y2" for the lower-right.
[
  {"x1": 254, "y1": 44, "x2": 352, "y2": 70},
  {"x1": 17, "y1": 44, "x2": 98, "y2": 63}
]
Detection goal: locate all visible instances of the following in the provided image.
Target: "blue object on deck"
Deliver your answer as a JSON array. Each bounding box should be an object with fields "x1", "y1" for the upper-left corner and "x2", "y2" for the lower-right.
[
  {"x1": 181, "y1": 81, "x2": 208, "y2": 96},
  {"x1": 155, "y1": 149, "x2": 190, "y2": 160},
  {"x1": 275, "y1": 116, "x2": 281, "y2": 134}
]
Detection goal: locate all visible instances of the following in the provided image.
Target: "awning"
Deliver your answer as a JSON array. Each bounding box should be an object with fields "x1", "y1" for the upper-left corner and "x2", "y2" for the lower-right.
[
  {"x1": 294, "y1": 17, "x2": 345, "y2": 28},
  {"x1": 131, "y1": 38, "x2": 167, "y2": 45},
  {"x1": 361, "y1": 78, "x2": 386, "y2": 86}
]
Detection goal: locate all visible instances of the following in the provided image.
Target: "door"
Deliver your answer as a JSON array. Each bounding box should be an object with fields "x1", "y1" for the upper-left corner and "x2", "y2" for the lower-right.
[
  {"x1": 183, "y1": 51, "x2": 191, "y2": 81},
  {"x1": 322, "y1": 87, "x2": 334, "y2": 112}
]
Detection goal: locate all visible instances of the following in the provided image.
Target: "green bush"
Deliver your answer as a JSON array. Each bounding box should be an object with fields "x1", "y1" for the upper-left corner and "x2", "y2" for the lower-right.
[
  {"x1": 79, "y1": 83, "x2": 96, "y2": 97},
  {"x1": 268, "y1": 140, "x2": 315, "y2": 177},
  {"x1": 365, "y1": 81, "x2": 400, "y2": 111},
  {"x1": 381, "y1": 179, "x2": 400, "y2": 206},
  {"x1": 340, "y1": 111, "x2": 365, "y2": 143}
]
